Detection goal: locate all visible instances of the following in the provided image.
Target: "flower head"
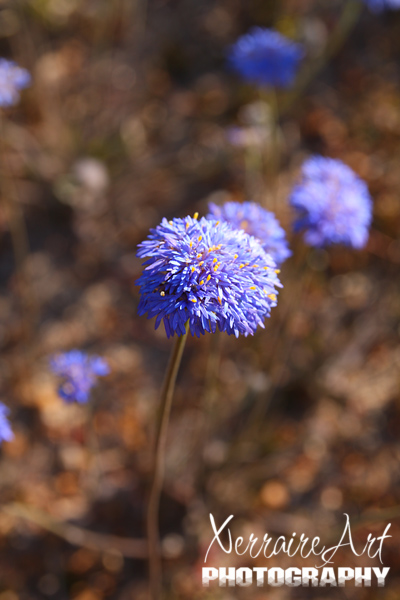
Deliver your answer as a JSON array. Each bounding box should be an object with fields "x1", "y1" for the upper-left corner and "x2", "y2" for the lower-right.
[
  {"x1": 208, "y1": 201, "x2": 291, "y2": 264},
  {"x1": 0, "y1": 403, "x2": 14, "y2": 443},
  {"x1": 0, "y1": 59, "x2": 30, "y2": 107},
  {"x1": 364, "y1": 0, "x2": 400, "y2": 12},
  {"x1": 137, "y1": 215, "x2": 282, "y2": 338},
  {"x1": 228, "y1": 27, "x2": 304, "y2": 89},
  {"x1": 290, "y1": 156, "x2": 372, "y2": 249},
  {"x1": 50, "y1": 350, "x2": 110, "y2": 403}
]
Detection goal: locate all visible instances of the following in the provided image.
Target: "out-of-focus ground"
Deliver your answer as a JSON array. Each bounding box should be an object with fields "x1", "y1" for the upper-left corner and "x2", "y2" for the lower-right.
[{"x1": 0, "y1": 0, "x2": 399, "y2": 598}]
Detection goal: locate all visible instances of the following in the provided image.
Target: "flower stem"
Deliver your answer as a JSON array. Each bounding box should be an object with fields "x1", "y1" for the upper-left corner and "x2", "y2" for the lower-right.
[
  {"x1": 266, "y1": 87, "x2": 281, "y2": 210},
  {"x1": 147, "y1": 322, "x2": 189, "y2": 600},
  {"x1": 282, "y1": 0, "x2": 363, "y2": 115},
  {"x1": 257, "y1": 88, "x2": 281, "y2": 210}
]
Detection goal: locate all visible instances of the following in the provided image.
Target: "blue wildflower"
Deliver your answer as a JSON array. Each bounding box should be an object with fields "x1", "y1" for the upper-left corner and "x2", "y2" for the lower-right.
[
  {"x1": 228, "y1": 27, "x2": 304, "y2": 89},
  {"x1": 50, "y1": 350, "x2": 110, "y2": 404},
  {"x1": 0, "y1": 59, "x2": 30, "y2": 107},
  {"x1": 137, "y1": 215, "x2": 282, "y2": 338},
  {"x1": 0, "y1": 403, "x2": 14, "y2": 444},
  {"x1": 208, "y1": 201, "x2": 291, "y2": 265},
  {"x1": 290, "y1": 156, "x2": 372, "y2": 249},
  {"x1": 364, "y1": 0, "x2": 400, "y2": 11}
]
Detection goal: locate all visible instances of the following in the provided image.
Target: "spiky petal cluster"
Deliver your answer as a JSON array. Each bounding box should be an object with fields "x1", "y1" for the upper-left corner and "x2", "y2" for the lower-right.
[
  {"x1": 50, "y1": 350, "x2": 110, "y2": 403},
  {"x1": 0, "y1": 403, "x2": 13, "y2": 444},
  {"x1": 364, "y1": 0, "x2": 400, "y2": 11},
  {"x1": 0, "y1": 59, "x2": 30, "y2": 107},
  {"x1": 290, "y1": 156, "x2": 372, "y2": 249},
  {"x1": 208, "y1": 201, "x2": 291, "y2": 265},
  {"x1": 228, "y1": 27, "x2": 304, "y2": 89},
  {"x1": 137, "y1": 216, "x2": 282, "y2": 338}
]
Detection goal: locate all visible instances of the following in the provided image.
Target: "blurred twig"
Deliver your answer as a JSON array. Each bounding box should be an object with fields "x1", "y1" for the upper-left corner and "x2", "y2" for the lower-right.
[
  {"x1": 2, "y1": 503, "x2": 148, "y2": 559},
  {"x1": 0, "y1": 112, "x2": 30, "y2": 276},
  {"x1": 3, "y1": 501, "x2": 398, "y2": 562},
  {"x1": 14, "y1": 0, "x2": 39, "y2": 71},
  {"x1": 0, "y1": 111, "x2": 38, "y2": 336}
]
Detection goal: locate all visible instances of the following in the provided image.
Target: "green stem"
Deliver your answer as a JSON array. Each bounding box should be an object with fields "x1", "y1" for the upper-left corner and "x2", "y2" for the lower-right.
[
  {"x1": 268, "y1": 87, "x2": 280, "y2": 178},
  {"x1": 256, "y1": 88, "x2": 281, "y2": 209},
  {"x1": 282, "y1": 0, "x2": 363, "y2": 116},
  {"x1": 147, "y1": 323, "x2": 189, "y2": 600},
  {"x1": 266, "y1": 88, "x2": 281, "y2": 210},
  {"x1": 244, "y1": 144, "x2": 262, "y2": 201}
]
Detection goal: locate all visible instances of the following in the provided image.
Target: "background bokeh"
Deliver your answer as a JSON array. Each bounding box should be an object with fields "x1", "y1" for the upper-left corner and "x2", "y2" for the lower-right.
[{"x1": 0, "y1": 0, "x2": 399, "y2": 598}]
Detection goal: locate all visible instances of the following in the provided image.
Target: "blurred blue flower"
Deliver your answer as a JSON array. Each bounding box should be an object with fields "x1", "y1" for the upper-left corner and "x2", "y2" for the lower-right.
[
  {"x1": 50, "y1": 350, "x2": 110, "y2": 404},
  {"x1": 290, "y1": 156, "x2": 372, "y2": 249},
  {"x1": 137, "y1": 215, "x2": 282, "y2": 338},
  {"x1": 0, "y1": 59, "x2": 30, "y2": 107},
  {"x1": 208, "y1": 201, "x2": 291, "y2": 264},
  {"x1": 228, "y1": 27, "x2": 304, "y2": 89},
  {"x1": 364, "y1": 0, "x2": 400, "y2": 11},
  {"x1": 0, "y1": 403, "x2": 14, "y2": 443}
]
